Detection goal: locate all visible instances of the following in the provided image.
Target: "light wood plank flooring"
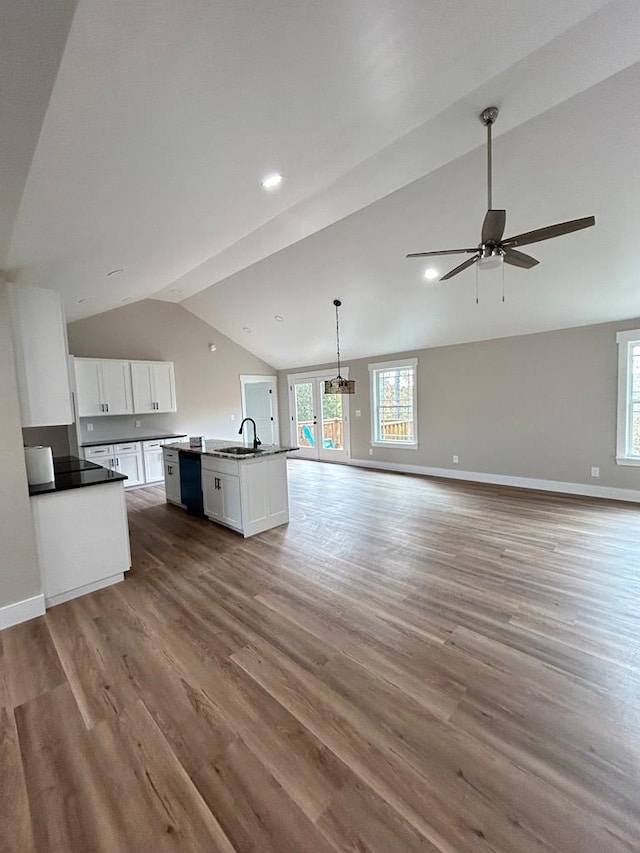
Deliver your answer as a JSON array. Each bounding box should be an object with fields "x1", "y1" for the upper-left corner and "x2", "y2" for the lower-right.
[{"x1": 2, "y1": 459, "x2": 640, "y2": 852}]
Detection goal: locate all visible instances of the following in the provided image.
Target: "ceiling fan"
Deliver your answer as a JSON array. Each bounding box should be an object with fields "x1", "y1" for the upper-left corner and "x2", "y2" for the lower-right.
[{"x1": 407, "y1": 106, "x2": 595, "y2": 281}]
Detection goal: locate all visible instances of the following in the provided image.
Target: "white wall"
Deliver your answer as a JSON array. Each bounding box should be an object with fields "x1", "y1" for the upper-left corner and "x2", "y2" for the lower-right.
[
  {"x1": 67, "y1": 299, "x2": 276, "y2": 442},
  {"x1": 0, "y1": 282, "x2": 41, "y2": 610},
  {"x1": 279, "y1": 317, "x2": 640, "y2": 496}
]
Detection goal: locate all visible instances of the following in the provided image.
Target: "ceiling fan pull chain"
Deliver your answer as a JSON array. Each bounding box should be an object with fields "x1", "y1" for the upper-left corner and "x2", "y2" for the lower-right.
[
  {"x1": 502, "y1": 261, "x2": 505, "y2": 303},
  {"x1": 475, "y1": 263, "x2": 479, "y2": 304}
]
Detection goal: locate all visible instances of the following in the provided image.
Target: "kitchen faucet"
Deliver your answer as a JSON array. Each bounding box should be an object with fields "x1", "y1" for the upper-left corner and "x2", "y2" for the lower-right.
[{"x1": 238, "y1": 417, "x2": 262, "y2": 450}]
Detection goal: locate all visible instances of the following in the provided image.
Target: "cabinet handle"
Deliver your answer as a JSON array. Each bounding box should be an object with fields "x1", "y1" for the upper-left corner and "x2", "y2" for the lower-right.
[
  {"x1": 100, "y1": 403, "x2": 104, "y2": 412},
  {"x1": 168, "y1": 465, "x2": 173, "y2": 475},
  {"x1": 116, "y1": 457, "x2": 120, "y2": 467},
  {"x1": 215, "y1": 477, "x2": 220, "y2": 490},
  {"x1": 106, "y1": 403, "x2": 109, "y2": 412}
]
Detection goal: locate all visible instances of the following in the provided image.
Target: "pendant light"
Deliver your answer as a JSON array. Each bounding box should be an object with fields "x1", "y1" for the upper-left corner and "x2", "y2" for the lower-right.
[{"x1": 324, "y1": 299, "x2": 355, "y2": 394}]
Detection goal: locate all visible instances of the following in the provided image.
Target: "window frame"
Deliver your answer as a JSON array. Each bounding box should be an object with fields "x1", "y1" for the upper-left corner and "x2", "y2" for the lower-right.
[
  {"x1": 615, "y1": 329, "x2": 640, "y2": 466},
  {"x1": 368, "y1": 358, "x2": 418, "y2": 449}
]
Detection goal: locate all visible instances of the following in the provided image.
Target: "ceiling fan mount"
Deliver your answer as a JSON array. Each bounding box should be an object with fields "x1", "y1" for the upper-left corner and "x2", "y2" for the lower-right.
[{"x1": 407, "y1": 106, "x2": 595, "y2": 282}]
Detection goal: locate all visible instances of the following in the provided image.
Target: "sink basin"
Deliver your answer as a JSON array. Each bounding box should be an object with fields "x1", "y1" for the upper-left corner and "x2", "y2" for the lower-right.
[{"x1": 217, "y1": 446, "x2": 261, "y2": 455}]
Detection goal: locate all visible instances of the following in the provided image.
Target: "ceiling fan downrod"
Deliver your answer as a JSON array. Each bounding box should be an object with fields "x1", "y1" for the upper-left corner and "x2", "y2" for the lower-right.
[{"x1": 480, "y1": 106, "x2": 499, "y2": 211}]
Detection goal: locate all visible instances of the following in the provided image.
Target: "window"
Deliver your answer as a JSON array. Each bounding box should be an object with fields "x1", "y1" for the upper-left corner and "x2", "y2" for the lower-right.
[
  {"x1": 616, "y1": 330, "x2": 640, "y2": 465},
  {"x1": 369, "y1": 358, "x2": 417, "y2": 447}
]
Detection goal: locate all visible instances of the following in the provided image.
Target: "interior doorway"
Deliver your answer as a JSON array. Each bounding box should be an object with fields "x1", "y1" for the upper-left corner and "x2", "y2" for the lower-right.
[
  {"x1": 288, "y1": 370, "x2": 351, "y2": 462},
  {"x1": 240, "y1": 375, "x2": 279, "y2": 446}
]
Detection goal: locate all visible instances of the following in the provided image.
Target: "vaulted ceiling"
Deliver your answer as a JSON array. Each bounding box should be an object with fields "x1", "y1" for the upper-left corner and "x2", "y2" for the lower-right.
[{"x1": 3, "y1": 1, "x2": 640, "y2": 368}]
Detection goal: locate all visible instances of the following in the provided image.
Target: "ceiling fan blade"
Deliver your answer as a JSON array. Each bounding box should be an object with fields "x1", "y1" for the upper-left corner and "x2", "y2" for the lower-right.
[
  {"x1": 406, "y1": 248, "x2": 477, "y2": 258},
  {"x1": 502, "y1": 215, "x2": 595, "y2": 249},
  {"x1": 504, "y1": 249, "x2": 539, "y2": 269},
  {"x1": 440, "y1": 255, "x2": 480, "y2": 281},
  {"x1": 481, "y1": 209, "x2": 506, "y2": 243}
]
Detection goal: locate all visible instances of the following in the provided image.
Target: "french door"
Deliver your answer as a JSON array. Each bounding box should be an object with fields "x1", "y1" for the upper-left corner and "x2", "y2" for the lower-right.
[{"x1": 288, "y1": 371, "x2": 350, "y2": 462}]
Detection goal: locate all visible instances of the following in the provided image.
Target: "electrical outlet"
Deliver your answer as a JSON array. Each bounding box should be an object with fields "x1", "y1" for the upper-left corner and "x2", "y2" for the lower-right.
[
  {"x1": 86, "y1": 423, "x2": 93, "y2": 432},
  {"x1": 230, "y1": 413, "x2": 235, "y2": 421},
  {"x1": 135, "y1": 420, "x2": 141, "y2": 428},
  {"x1": 369, "y1": 448, "x2": 373, "y2": 456},
  {"x1": 355, "y1": 410, "x2": 361, "y2": 417},
  {"x1": 591, "y1": 466, "x2": 600, "y2": 478},
  {"x1": 452, "y1": 455, "x2": 459, "y2": 464}
]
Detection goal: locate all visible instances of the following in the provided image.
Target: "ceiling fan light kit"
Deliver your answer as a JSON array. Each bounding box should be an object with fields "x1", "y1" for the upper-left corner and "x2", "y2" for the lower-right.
[
  {"x1": 325, "y1": 299, "x2": 355, "y2": 395},
  {"x1": 407, "y1": 106, "x2": 595, "y2": 286}
]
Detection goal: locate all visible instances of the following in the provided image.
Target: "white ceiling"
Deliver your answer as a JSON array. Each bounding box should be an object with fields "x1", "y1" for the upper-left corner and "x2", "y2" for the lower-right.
[{"x1": 4, "y1": 1, "x2": 640, "y2": 369}]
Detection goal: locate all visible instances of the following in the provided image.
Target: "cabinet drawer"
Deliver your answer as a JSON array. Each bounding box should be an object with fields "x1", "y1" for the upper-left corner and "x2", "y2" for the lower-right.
[
  {"x1": 163, "y1": 448, "x2": 179, "y2": 463},
  {"x1": 85, "y1": 445, "x2": 113, "y2": 458},
  {"x1": 201, "y1": 455, "x2": 239, "y2": 476},
  {"x1": 115, "y1": 442, "x2": 141, "y2": 454},
  {"x1": 143, "y1": 439, "x2": 163, "y2": 450}
]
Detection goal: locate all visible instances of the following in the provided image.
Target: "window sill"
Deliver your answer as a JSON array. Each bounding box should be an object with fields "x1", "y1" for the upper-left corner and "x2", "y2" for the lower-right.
[
  {"x1": 371, "y1": 441, "x2": 418, "y2": 450},
  {"x1": 615, "y1": 456, "x2": 640, "y2": 467}
]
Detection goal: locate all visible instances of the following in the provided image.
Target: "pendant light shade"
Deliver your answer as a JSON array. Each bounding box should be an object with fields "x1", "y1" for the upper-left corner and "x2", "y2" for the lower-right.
[{"x1": 324, "y1": 299, "x2": 355, "y2": 395}]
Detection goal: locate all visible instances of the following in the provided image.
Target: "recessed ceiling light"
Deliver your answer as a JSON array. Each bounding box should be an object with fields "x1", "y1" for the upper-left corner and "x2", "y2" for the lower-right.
[
  {"x1": 242, "y1": 326, "x2": 251, "y2": 333},
  {"x1": 208, "y1": 343, "x2": 218, "y2": 352},
  {"x1": 121, "y1": 297, "x2": 133, "y2": 303},
  {"x1": 423, "y1": 268, "x2": 439, "y2": 281},
  {"x1": 274, "y1": 315, "x2": 284, "y2": 323},
  {"x1": 261, "y1": 173, "x2": 282, "y2": 190},
  {"x1": 107, "y1": 268, "x2": 124, "y2": 277}
]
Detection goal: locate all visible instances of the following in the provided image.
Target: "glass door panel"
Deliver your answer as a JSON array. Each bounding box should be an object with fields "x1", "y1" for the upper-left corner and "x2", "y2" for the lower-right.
[
  {"x1": 320, "y1": 386, "x2": 344, "y2": 451},
  {"x1": 292, "y1": 381, "x2": 319, "y2": 459}
]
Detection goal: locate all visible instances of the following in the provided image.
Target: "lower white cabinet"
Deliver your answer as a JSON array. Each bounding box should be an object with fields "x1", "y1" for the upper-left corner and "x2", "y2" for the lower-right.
[
  {"x1": 202, "y1": 469, "x2": 242, "y2": 530},
  {"x1": 163, "y1": 447, "x2": 182, "y2": 505},
  {"x1": 84, "y1": 441, "x2": 163, "y2": 489},
  {"x1": 201, "y1": 453, "x2": 289, "y2": 537},
  {"x1": 143, "y1": 441, "x2": 165, "y2": 483}
]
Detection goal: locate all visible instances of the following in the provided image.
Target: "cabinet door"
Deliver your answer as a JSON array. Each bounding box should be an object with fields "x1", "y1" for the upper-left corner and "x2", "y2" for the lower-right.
[
  {"x1": 7, "y1": 284, "x2": 73, "y2": 427},
  {"x1": 74, "y1": 359, "x2": 104, "y2": 417},
  {"x1": 202, "y1": 470, "x2": 221, "y2": 520},
  {"x1": 115, "y1": 452, "x2": 144, "y2": 488},
  {"x1": 220, "y1": 474, "x2": 242, "y2": 529},
  {"x1": 130, "y1": 362, "x2": 155, "y2": 413},
  {"x1": 100, "y1": 360, "x2": 133, "y2": 415},
  {"x1": 164, "y1": 460, "x2": 182, "y2": 504},
  {"x1": 144, "y1": 449, "x2": 164, "y2": 483},
  {"x1": 151, "y1": 362, "x2": 176, "y2": 413}
]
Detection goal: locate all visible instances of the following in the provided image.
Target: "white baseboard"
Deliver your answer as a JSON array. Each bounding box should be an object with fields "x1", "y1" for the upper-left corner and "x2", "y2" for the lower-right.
[
  {"x1": 349, "y1": 458, "x2": 640, "y2": 503},
  {"x1": 45, "y1": 572, "x2": 125, "y2": 608},
  {"x1": 0, "y1": 593, "x2": 46, "y2": 631}
]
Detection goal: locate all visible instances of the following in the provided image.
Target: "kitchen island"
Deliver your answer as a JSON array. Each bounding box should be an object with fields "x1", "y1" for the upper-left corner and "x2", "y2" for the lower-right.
[{"x1": 163, "y1": 440, "x2": 297, "y2": 537}]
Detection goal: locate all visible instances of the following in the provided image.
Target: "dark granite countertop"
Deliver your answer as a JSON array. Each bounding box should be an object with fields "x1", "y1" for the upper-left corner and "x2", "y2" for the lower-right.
[
  {"x1": 28, "y1": 456, "x2": 128, "y2": 496},
  {"x1": 163, "y1": 440, "x2": 298, "y2": 460},
  {"x1": 81, "y1": 432, "x2": 187, "y2": 448}
]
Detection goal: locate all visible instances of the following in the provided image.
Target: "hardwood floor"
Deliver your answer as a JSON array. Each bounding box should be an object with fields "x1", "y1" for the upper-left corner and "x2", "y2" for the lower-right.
[{"x1": 2, "y1": 459, "x2": 640, "y2": 851}]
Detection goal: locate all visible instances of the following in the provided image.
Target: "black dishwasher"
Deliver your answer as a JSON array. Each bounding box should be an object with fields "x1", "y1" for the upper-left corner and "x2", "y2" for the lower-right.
[{"x1": 178, "y1": 451, "x2": 204, "y2": 516}]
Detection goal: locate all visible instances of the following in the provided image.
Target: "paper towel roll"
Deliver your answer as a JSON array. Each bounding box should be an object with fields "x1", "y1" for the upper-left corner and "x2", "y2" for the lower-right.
[{"x1": 24, "y1": 446, "x2": 55, "y2": 485}]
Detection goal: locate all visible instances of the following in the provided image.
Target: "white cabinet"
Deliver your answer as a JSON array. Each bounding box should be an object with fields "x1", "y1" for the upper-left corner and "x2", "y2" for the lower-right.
[
  {"x1": 113, "y1": 443, "x2": 144, "y2": 487},
  {"x1": 74, "y1": 358, "x2": 133, "y2": 417},
  {"x1": 163, "y1": 448, "x2": 182, "y2": 505},
  {"x1": 200, "y1": 454, "x2": 289, "y2": 537},
  {"x1": 143, "y1": 439, "x2": 165, "y2": 483},
  {"x1": 131, "y1": 361, "x2": 176, "y2": 414},
  {"x1": 85, "y1": 442, "x2": 144, "y2": 488},
  {"x1": 202, "y1": 469, "x2": 243, "y2": 531},
  {"x1": 7, "y1": 283, "x2": 73, "y2": 427}
]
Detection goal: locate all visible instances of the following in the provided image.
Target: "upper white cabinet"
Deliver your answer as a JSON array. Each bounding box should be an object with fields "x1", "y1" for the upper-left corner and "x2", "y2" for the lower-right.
[
  {"x1": 7, "y1": 284, "x2": 73, "y2": 427},
  {"x1": 74, "y1": 358, "x2": 133, "y2": 417},
  {"x1": 74, "y1": 358, "x2": 175, "y2": 416},
  {"x1": 131, "y1": 361, "x2": 176, "y2": 414}
]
